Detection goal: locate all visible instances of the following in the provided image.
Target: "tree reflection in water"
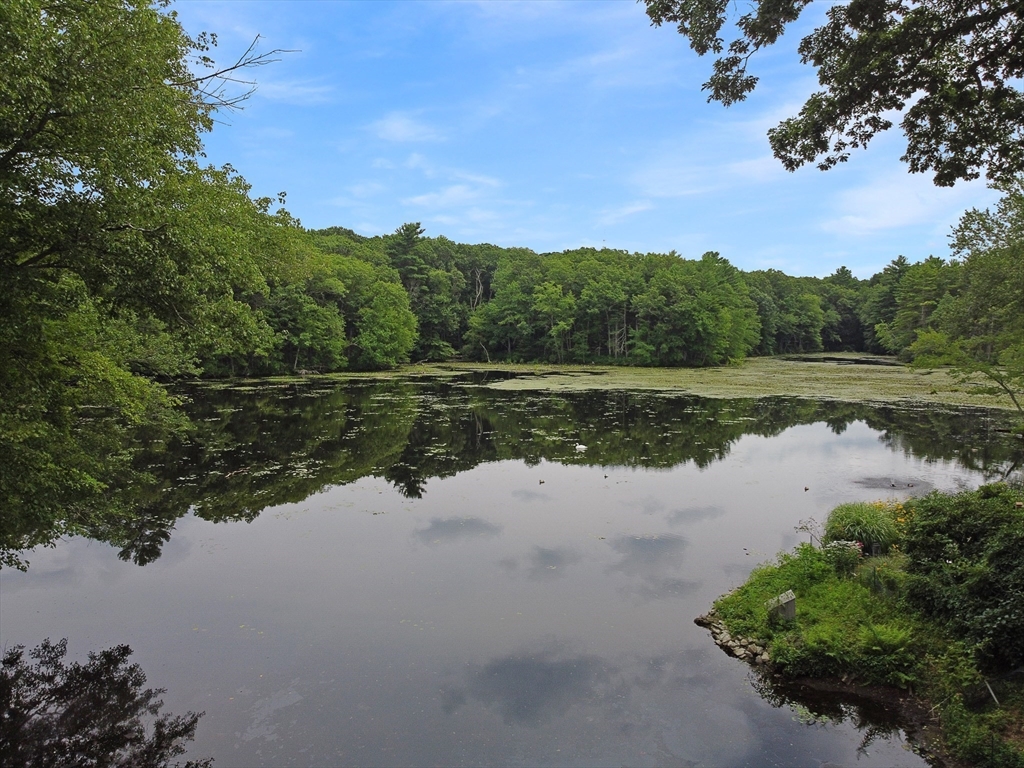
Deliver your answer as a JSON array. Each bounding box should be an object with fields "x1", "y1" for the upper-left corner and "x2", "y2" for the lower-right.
[
  {"x1": 2, "y1": 374, "x2": 1021, "y2": 571},
  {"x1": 749, "y1": 667, "x2": 923, "y2": 758},
  {"x1": 0, "y1": 639, "x2": 211, "y2": 768}
]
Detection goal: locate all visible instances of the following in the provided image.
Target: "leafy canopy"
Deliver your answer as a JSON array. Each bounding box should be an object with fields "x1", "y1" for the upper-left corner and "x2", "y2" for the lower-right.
[
  {"x1": 908, "y1": 182, "x2": 1024, "y2": 414},
  {"x1": 643, "y1": 0, "x2": 1024, "y2": 185}
]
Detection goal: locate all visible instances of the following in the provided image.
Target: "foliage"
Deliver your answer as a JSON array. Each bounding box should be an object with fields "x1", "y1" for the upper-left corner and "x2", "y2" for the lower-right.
[
  {"x1": 0, "y1": 0, "x2": 424, "y2": 552},
  {"x1": 821, "y1": 540, "x2": 862, "y2": 577},
  {"x1": 940, "y1": 694, "x2": 1024, "y2": 768},
  {"x1": 874, "y1": 256, "x2": 961, "y2": 358},
  {"x1": 715, "y1": 487, "x2": 1024, "y2": 763},
  {"x1": 856, "y1": 553, "x2": 910, "y2": 598},
  {"x1": 1, "y1": 0, "x2": 279, "y2": 553},
  {"x1": 458, "y1": 246, "x2": 761, "y2": 366},
  {"x1": 902, "y1": 483, "x2": 1024, "y2": 671},
  {"x1": 0, "y1": 638, "x2": 211, "y2": 768},
  {"x1": 643, "y1": 0, "x2": 1024, "y2": 186},
  {"x1": 908, "y1": 183, "x2": 1024, "y2": 414},
  {"x1": 822, "y1": 501, "x2": 900, "y2": 554},
  {"x1": 714, "y1": 544, "x2": 923, "y2": 686}
]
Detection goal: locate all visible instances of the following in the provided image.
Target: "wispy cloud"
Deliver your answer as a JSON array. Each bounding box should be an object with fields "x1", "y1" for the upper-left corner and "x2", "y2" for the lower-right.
[
  {"x1": 348, "y1": 181, "x2": 386, "y2": 198},
  {"x1": 371, "y1": 113, "x2": 443, "y2": 142},
  {"x1": 631, "y1": 158, "x2": 713, "y2": 199},
  {"x1": 821, "y1": 170, "x2": 991, "y2": 237},
  {"x1": 413, "y1": 516, "x2": 502, "y2": 545},
  {"x1": 403, "y1": 184, "x2": 481, "y2": 208},
  {"x1": 255, "y1": 79, "x2": 334, "y2": 106},
  {"x1": 598, "y1": 200, "x2": 653, "y2": 226}
]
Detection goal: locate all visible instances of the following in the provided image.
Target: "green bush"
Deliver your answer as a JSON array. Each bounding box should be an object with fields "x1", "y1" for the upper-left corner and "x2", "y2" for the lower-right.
[
  {"x1": 903, "y1": 483, "x2": 1024, "y2": 672},
  {"x1": 941, "y1": 695, "x2": 1024, "y2": 768},
  {"x1": 822, "y1": 501, "x2": 899, "y2": 553},
  {"x1": 713, "y1": 489, "x2": 1024, "y2": 761},
  {"x1": 715, "y1": 545, "x2": 925, "y2": 687},
  {"x1": 856, "y1": 554, "x2": 910, "y2": 597},
  {"x1": 714, "y1": 544, "x2": 832, "y2": 638},
  {"x1": 822, "y1": 540, "x2": 862, "y2": 577}
]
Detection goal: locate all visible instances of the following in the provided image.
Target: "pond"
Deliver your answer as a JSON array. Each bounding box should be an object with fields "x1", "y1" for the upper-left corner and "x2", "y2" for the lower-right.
[{"x1": 2, "y1": 373, "x2": 1020, "y2": 767}]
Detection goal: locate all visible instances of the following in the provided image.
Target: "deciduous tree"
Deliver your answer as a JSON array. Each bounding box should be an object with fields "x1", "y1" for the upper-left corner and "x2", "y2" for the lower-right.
[{"x1": 643, "y1": 0, "x2": 1024, "y2": 185}]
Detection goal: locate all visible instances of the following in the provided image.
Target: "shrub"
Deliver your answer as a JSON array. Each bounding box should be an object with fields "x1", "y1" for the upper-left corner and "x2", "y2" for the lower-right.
[
  {"x1": 822, "y1": 540, "x2": 862, "y2": 577},
  {"x1": 941, "y1": 695, "x2": 1024, "y2": 768},
  {"x1": 856, "y1": 554, "x2": 910, "y2": 597},
  {"x1": 823, "y1": 501, "x2": 900, "y2": 553},
  {"x1": 903, "y1": 483, "x2": 1024, "y2": 672}
]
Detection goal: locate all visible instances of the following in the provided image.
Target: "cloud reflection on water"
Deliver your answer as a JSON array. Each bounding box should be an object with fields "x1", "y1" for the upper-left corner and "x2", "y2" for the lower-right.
[
  {"x1": 608, "y1": 533, "x2": 702, "y2": 600},
  {"x1": 442, "y1": 647, "x2": 621, "y2": 726},
  {"x1": 412, "y1": 516, "x2": 502, "y2": 544},
  {"x1": 526, "y1": 546, "x2": 582, "y2": 581}
]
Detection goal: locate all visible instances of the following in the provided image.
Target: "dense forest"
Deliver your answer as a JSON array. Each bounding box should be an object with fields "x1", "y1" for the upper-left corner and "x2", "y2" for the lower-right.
[
  {"x1": 74, "y1": 189, "x2": 1013, "y2": 378},
  {"x1": 298, "y1": 200, "x2": 1022, "y2": 372}
]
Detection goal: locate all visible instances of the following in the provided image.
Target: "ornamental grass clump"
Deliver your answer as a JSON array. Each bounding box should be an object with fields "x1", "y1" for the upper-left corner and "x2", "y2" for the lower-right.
[{"x1": 822, "y1": 501, "x2": 899, "y2": 554}]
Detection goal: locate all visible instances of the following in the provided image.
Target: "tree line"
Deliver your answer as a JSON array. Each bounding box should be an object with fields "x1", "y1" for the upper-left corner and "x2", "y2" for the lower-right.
[{"x1": 294, "y1": 186, "x2": 1022, "y2": 380}]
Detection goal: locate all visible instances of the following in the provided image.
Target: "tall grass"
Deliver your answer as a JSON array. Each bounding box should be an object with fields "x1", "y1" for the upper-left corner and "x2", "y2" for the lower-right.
[{"x1": 822, "y1": 501, "x2": 899, "y2": 552}]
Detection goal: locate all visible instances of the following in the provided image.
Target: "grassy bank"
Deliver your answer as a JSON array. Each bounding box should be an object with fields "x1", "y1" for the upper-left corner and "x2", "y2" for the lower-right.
[{"x1": 708, "y1": 484, "x2": 1024, "y2": 767}]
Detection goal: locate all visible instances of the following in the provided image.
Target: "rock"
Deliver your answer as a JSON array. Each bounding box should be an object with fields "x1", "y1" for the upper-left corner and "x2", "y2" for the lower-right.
[{"x1": 759, "y1": 652, "x2": 770, "y2": 664}]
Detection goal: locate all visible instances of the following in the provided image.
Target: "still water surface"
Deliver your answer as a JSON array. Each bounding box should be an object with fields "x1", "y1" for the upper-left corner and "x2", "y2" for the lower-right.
[{"x1": 2, "y1": 375, "x2": 1020, "y2": 766}]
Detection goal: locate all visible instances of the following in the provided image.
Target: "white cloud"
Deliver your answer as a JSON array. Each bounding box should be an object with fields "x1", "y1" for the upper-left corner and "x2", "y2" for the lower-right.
[
  {"x1": 630, "y1": 156, "x2": 713, "y2": 199},
  {"x1": 348, "y1": 182, "x2": 386, "y2": 198},
  {"x1": 821, "y1": 170, "x2": 992, "y2": 237},
  {"x1": 726, "y1": 155, "x2": 788, "y2": 183},
  {"x1": 371, "y1": 113, "x2": 443, "y2": 142},
  {"x1": 451, "y1": 169, "x2": 501, "y2": 187}
]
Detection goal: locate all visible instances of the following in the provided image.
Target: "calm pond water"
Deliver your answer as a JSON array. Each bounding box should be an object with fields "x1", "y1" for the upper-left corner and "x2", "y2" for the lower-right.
[{"x1": 2, "y1": 373, "x2": 1021, "y2": 767}]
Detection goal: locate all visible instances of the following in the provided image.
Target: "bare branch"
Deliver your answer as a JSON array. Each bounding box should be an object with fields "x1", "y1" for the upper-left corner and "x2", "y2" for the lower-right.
[{"x1": 168, "y1": 35, "x2": 295, "y2": 111}]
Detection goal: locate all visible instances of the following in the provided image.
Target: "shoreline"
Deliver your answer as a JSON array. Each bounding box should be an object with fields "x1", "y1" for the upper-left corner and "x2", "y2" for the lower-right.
[{"x1": 695, "y1": 609, "x2": 962, "y2": 767}]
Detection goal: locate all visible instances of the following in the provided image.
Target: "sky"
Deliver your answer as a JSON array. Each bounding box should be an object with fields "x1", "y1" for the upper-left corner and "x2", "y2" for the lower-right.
[{"x1": 171, "y1": 0, "x2": 1000, "y2": 279}]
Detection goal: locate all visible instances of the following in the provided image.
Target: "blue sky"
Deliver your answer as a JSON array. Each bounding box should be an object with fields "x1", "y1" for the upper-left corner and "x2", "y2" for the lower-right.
[{"x1": 172, "y1": 0, "x2": 998, "y2": 278}]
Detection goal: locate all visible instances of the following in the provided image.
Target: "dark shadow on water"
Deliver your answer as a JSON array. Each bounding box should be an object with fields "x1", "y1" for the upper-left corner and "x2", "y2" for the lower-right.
[{"x1": 750, "y1": 669, "x2": 933, "y2": 763}]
